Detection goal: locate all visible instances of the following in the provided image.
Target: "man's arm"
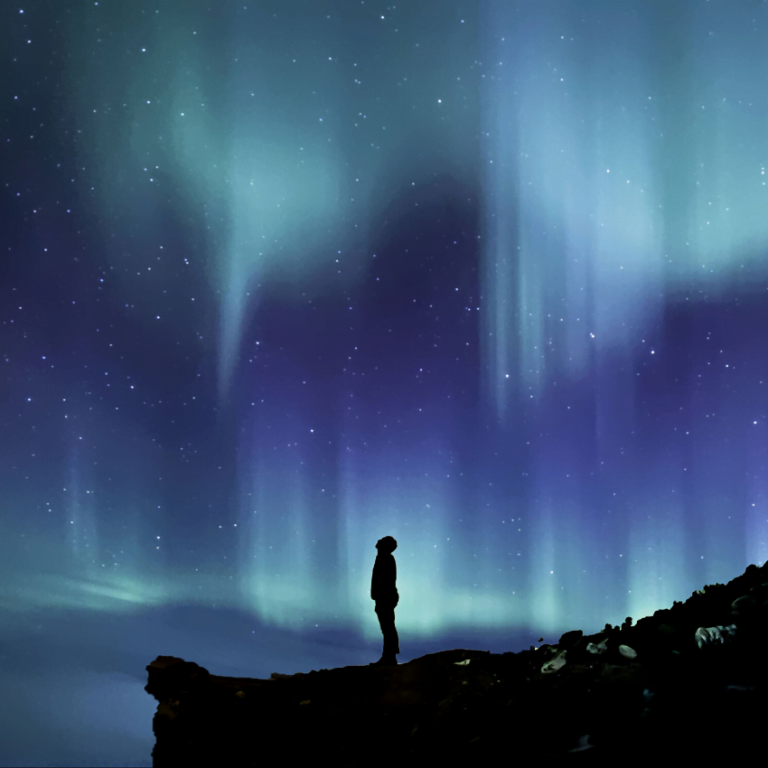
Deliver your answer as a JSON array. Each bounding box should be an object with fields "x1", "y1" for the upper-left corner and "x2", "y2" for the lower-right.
[{"x1": 371, "y1": 560, "x2": 376, "y2": 599}]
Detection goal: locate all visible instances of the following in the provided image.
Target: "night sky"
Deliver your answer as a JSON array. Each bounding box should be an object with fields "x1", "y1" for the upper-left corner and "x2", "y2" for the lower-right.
[{"x1": 3, "y1": 1, "x2": 768, "y2": 765}]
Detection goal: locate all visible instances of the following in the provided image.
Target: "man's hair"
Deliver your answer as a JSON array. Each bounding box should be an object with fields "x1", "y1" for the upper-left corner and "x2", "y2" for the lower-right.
[{"x1": 377, "y1": 536, "x2": 397, "y2": 552}]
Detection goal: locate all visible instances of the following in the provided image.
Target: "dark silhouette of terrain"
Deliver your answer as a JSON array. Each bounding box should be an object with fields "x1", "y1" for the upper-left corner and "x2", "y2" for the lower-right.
[{"x1": 146, "y1": 561, "x2": 768, "y2": 766}]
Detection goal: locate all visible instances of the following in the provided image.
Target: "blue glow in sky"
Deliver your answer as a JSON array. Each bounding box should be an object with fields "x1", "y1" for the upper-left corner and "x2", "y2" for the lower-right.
[{"x1": 2, "y1": 1, "x2": 768, "y2": 764}]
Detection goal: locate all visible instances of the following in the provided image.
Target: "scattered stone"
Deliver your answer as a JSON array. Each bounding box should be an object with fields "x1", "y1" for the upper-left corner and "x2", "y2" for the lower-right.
[
  {"x1": 558, "y1": 629, "x2": 583, "y2": 648},
  {"x1": 695, "y1": 624, "x2": 738, "y2": 648},
  {"x1": 618, "y1": 645, "x2": 637, "y2": 659},
  {"x1": 586, "y1": 640, "x2": 608, "y2": 655},
  {"x1": 540, "y1": 650, "x2": 568, "y2": 674}
]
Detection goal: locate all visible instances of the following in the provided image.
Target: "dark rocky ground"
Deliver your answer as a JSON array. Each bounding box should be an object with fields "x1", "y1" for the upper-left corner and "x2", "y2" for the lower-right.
[{"x1": 146, "y1": 561, "x2": 768, "y2": 766}]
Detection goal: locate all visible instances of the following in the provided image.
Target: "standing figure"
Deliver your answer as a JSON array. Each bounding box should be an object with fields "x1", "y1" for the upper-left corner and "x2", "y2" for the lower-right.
[{"x1": 370, "y1": 536, "x2": 400, "y2": 666}]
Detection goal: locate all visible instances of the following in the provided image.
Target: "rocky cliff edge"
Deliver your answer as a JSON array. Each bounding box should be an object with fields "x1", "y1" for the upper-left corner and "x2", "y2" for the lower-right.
[{"x1": 146, "y1": 562, "x2": 768, "y2": 766}]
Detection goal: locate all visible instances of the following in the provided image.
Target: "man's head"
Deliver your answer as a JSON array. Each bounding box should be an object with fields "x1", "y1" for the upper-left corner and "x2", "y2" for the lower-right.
[{"x1": 376, "y1": 536, "x2": 397, "y2": 554}]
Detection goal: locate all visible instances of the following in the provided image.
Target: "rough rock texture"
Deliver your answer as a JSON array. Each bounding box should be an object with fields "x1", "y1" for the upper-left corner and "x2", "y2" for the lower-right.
[{"x1": 146, "y1": 562, "x2": 768, "y2": 766}]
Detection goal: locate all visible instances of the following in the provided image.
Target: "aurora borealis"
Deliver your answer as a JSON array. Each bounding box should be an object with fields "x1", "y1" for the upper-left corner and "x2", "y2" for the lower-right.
[{"x1": 2, "y1": 1, "x2": 768, "y2": 764}]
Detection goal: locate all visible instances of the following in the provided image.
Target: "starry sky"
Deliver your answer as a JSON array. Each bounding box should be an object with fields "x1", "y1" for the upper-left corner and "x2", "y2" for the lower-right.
[{"x1": 2, "y1": 1, "x2": 768, "y2": 764}]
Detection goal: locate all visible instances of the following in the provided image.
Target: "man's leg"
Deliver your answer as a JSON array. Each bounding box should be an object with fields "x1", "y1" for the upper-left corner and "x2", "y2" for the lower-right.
[
  {"x1": 376, "y1": 602, "x2": 399, "y2": 660},
  {"x1": 392, "y1": 620, "x2": 400, "y2": 656}
]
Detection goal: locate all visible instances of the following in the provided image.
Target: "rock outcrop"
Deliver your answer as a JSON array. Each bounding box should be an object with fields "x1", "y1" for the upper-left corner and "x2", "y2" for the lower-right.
[{"x1": 146, "y1": 562, "x2": 768, "y2": 766}]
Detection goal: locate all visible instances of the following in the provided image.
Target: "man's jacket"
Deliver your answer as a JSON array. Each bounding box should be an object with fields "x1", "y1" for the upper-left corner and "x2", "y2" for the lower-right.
[{"x1": 370, "y1": 552, "x2": 399, "y2": 605}]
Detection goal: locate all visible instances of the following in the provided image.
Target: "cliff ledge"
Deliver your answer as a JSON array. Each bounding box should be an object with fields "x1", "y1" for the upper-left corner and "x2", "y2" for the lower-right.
[{"x1": 146, "y1": 562, "x2": 768, "y2": 766}]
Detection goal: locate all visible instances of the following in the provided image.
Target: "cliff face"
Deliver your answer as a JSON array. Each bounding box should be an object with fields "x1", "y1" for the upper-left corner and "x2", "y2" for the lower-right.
[{"x1": 145, "y1": 563, "x2": 768, "y2": 766}]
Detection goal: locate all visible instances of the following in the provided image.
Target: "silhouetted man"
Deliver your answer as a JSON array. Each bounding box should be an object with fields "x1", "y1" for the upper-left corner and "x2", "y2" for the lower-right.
[{"x1": 370, "y1": 536, "x2": 399, "y2": 666}]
